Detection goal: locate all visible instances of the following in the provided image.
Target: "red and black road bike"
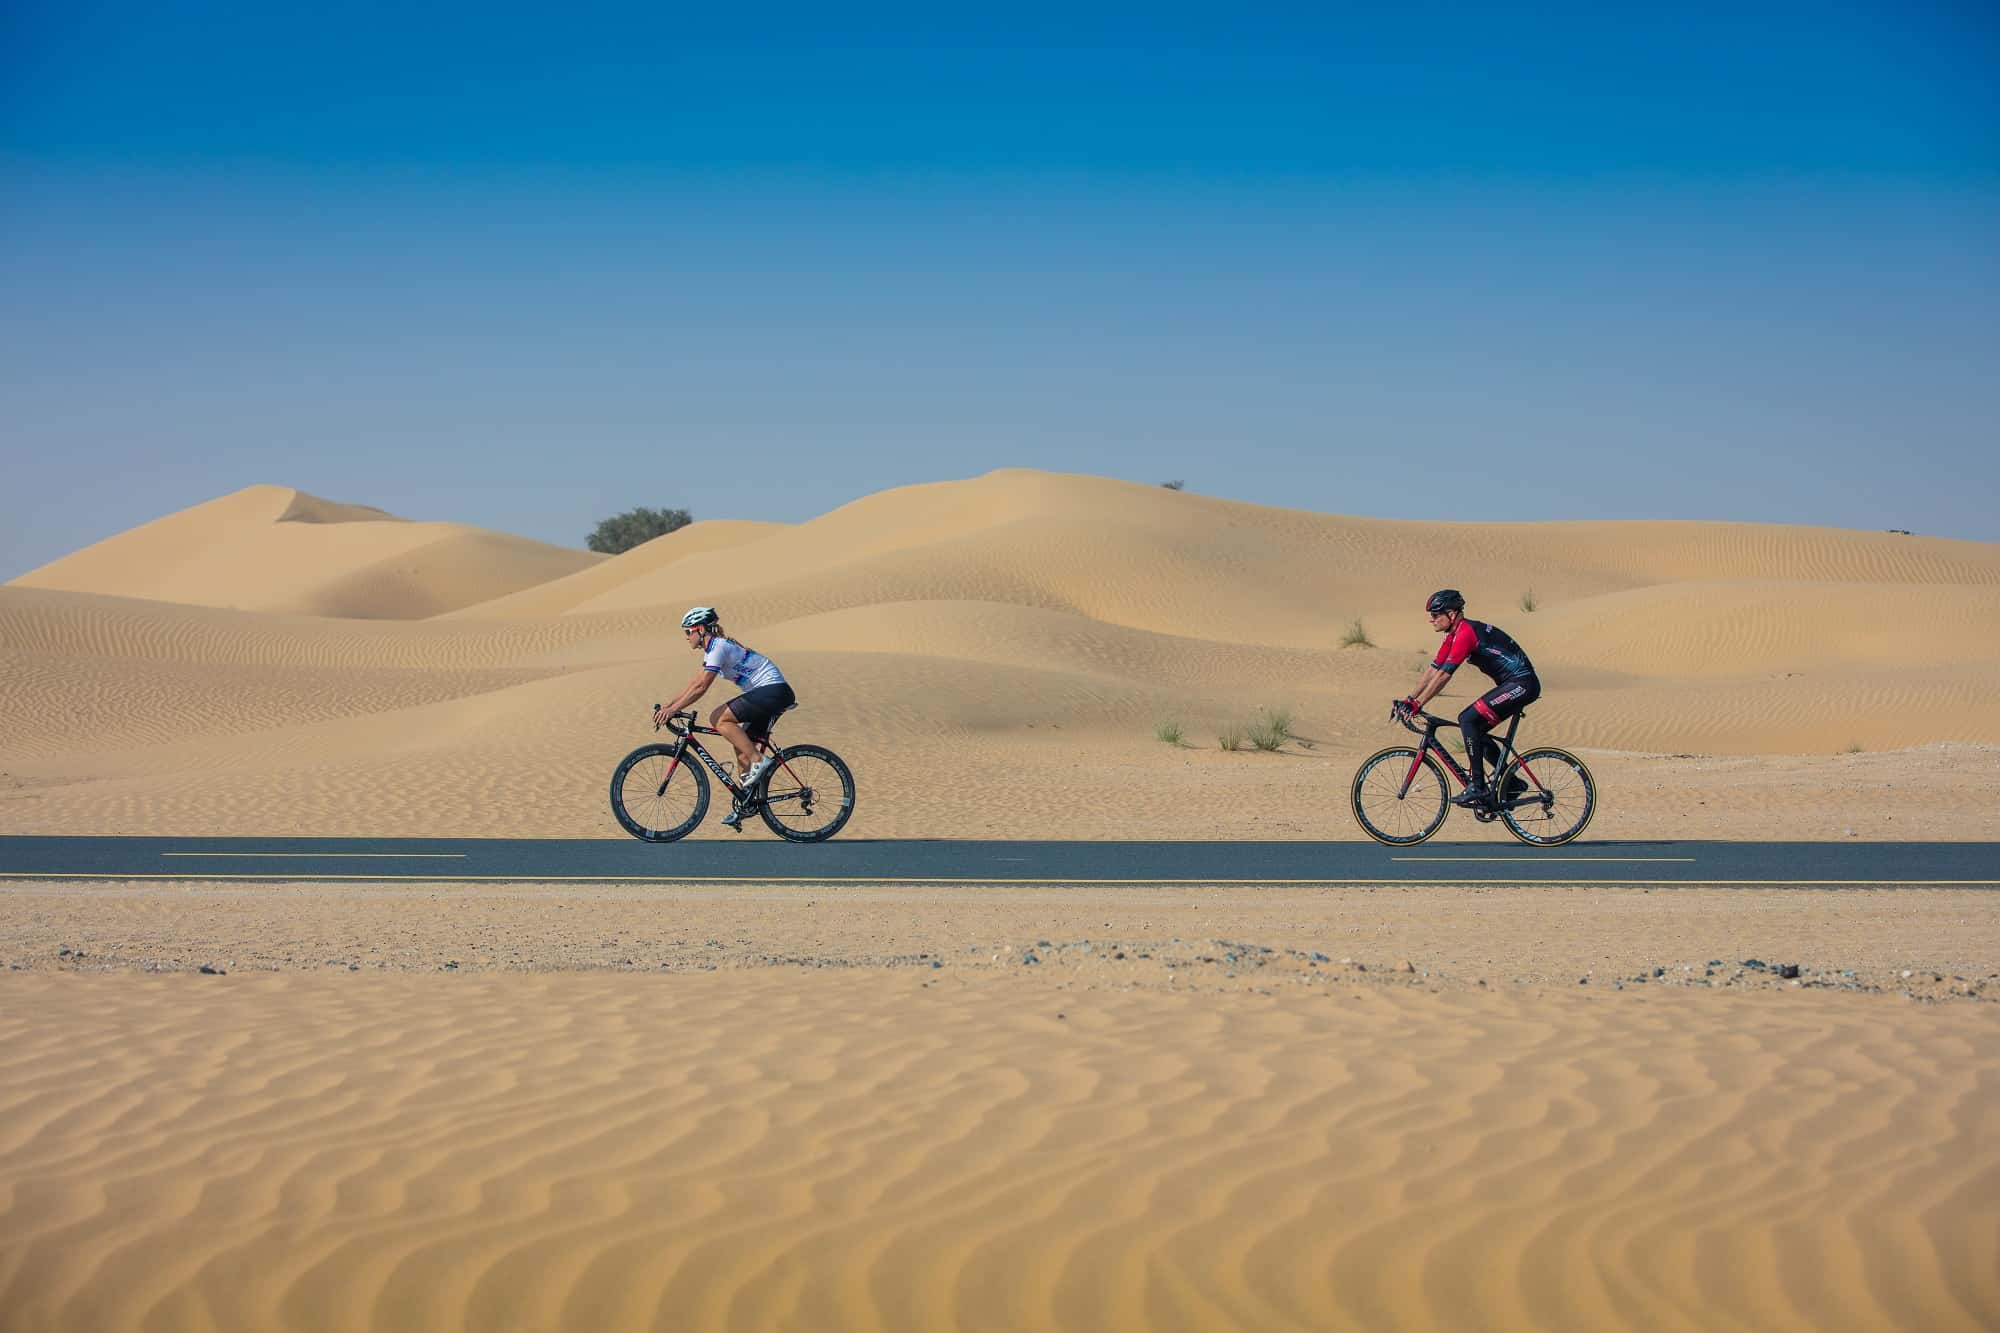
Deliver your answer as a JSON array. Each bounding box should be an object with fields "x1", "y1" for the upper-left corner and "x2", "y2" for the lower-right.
[
  {"x1": 610, "y1": 706, "x2": 855, "y2": 843},
  {"x1": 1351, "y1": 705, "x2": 1595, "y2": 846}
]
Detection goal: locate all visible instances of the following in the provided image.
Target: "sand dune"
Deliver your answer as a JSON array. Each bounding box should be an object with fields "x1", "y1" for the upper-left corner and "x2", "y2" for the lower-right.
[
  {"x1": 442, "y1": 519, "x2": 788, "y2": 621},
  {"x1": 10, "y1": 485, "x2": 603, "y2": 619},
  {"x1": 546, "y1": 470, "x2": 1999, "y2": 646},
  {"x1": 4, "y1": 469, "x2": 1999, "y2": 838},
  {"x1": 1528, "y1": 580, "x2": 2000, "y2": 677}
]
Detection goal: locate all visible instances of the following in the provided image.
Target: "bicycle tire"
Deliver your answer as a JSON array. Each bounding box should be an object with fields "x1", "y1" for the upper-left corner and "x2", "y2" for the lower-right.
[
  {"x1": 757, "y1": 743, "x2": 856, "y2": 843},
  {"x1": 610, "y1": 742, "x2": 709, "y2": 842},
  {"x1": 1351, "y1": 746, "x2": 1451, "y2": 846},
  {"x1": 1499, "y1": 748, "x2": 1595, "y2": 846}
]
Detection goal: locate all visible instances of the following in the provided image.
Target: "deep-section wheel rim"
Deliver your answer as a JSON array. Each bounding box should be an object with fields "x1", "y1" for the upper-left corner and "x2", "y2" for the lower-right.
[
  {"x1": 1500, "y1": 748, "x2": 1595, "y2": 846},
  {"x1": 610, "y1": 743, "x2": 708, "y2": 842},
  {"x1": 1351, "y1": 747, "x2": 1450, "y2": 846},
  {"x1": 759, "y1": 744, "x2": 855, "y2": 843}
]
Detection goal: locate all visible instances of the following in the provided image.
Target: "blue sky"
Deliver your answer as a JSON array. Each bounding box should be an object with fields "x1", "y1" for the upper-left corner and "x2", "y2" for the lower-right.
[{"x1": 4, "y1": 2, "x2": 1997, "y2": 577}]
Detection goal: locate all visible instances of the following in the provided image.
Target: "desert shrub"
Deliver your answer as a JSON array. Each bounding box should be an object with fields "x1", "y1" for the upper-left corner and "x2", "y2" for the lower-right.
[
  {"x1": 1845, "y1": 741, "x2": 1864, "y2": 754},
  {"x1": 586, "y1": 506, "x2": 693, "y2": 554},
  {"x1": 1340, "y1": 618, "x2": 1373, "y2": 648},
  {"x1": 1218, "y1": 725, "x2": 1245, "y2": 752},
  {"x1": 1249, "y1": 707, "x2": 1291, "y2": 751},
  {"x1": 1160, "y1": 479, "x2": 1186, "y2": 490},
  {"x1": 1155, "y1": 720, "x2": 1185, "y2": 745},
  {"x1": 1520, "y1": 589, "x2": 1539, "y2": 612}
]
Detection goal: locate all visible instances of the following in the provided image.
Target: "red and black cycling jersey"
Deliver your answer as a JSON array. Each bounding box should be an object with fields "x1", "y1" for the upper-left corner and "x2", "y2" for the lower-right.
[{"x1": 1432, "y1": 618, "x2": 1536, "y2": 685}]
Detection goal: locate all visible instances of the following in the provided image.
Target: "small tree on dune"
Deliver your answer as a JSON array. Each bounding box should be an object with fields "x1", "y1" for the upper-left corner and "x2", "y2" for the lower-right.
[{"x1": 587, "y1": 506, "x2": 693, "y2": 554}]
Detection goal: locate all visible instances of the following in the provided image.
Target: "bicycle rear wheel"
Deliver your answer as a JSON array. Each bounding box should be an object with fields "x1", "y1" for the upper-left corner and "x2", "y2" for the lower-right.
[
  {"x1": 1499, "y1": 748, "x2": 1595, "y2": 846},
  {"x1": 610, "y1": 743, "x2": 709, "y2": 842},
  {"x1": 1351, "y1": 747, "x2": 1451, "y2": 845},
  {"x1": 757, "y1": 744, "x2": 856, "y2": 843}
]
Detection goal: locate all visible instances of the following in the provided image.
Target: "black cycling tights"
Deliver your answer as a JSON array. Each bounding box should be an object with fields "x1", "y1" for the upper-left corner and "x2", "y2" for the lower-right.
[{"x1": 1458, "y1": 677, "x2": 1541, "y2": 790}]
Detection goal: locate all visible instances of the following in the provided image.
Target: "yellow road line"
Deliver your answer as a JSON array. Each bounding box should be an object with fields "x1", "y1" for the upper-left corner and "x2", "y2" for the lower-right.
[
  {"x1": 160, "y1": 852, "x2": 468, "y2": 859},
  {"x1": 2, "y1": 873, "x2": 1996, "y2": 886}
]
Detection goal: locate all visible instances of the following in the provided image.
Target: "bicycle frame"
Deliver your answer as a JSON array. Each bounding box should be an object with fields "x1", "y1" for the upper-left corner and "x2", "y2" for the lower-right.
[
  {"x1": 657, "y1": 711, "x2": 809, "y2": 808},
  {"x1": 671, "y1": 726, "x2": 751, "y2": 793},
  {"x1": 1397, "y1": 708, "x2": 1545, "y2": 806}
]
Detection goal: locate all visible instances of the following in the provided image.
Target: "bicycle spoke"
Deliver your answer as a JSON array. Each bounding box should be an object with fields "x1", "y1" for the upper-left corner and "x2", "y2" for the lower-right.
[
  {"x1": 755, "y1": 744, "x2": 854, "y2": 842},
  {"x1": 1501, "y1": 749, "x2": 1595, "y2": 845},
  {"x1": 610, "y1": 743, "x2": 708, "y2": 841},
  {"x1": 1351, "y1": 748, "x2": 1449, "y2": 845}
]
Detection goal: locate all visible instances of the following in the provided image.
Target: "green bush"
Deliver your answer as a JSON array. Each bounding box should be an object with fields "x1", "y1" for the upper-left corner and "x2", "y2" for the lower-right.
[
  {"x1": 1249, "y1": 706, "x2": 1291, "y2": 751},
  {"x1": 1520, "y1": 589, "x2": 1538, "y2": 613},
  {"x1": 1218, "y1": 726, "x2": 1245, "y2": 752},
  {"x1": 1160, "y1": 479, "x2": 1186, "y2": 490},
  {"x1": 1155, "y1": 720, "x2": 1185, "y2": 745},
  {"x1": 586, "y1": 506, "x2": 693, "y2": 555},
  {"x1": 1340, "y1": 618, "x2": 1373, "y2": 648}
]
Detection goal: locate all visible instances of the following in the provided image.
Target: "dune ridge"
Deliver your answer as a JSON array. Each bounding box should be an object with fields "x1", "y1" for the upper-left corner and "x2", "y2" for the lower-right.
[
  {"x1": 439, "y1": 519, "x2": 790, "y2": 621},
  {"x1": 9, "y1": 485, "x2": 603, "y2": 619},
  {"x1": 4, "y1": 469, "x2": 1999, "y2": 837}
]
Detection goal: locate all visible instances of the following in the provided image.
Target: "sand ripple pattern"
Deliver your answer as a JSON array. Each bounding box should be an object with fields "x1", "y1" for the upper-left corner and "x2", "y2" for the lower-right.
[{"x1": 1, "y1": 974, "x2": 1994, "y2": 1332}]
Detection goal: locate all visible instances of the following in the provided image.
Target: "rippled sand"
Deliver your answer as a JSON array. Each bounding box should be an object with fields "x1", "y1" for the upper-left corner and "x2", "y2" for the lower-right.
[{"x1": 2, "y1": 969, "x2": 1995, "y2": 1333}]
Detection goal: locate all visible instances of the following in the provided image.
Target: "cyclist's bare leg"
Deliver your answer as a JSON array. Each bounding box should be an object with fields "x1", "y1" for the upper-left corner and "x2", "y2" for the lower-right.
[{"x1": 710, "y1": 703, "x2": 760, "y2": 776}]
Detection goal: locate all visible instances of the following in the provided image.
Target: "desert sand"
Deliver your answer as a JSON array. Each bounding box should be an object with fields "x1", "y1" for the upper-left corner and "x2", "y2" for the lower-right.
[
  {"x1": 4, "y1": 874, "x2": 1999, "y2": 1330},
  {"x1": 3, "y1": 469, "x2": 1998, "y2": 839},
  {"x1": 3, "y1": 470, "x2": 1998, "y2": 1330}
]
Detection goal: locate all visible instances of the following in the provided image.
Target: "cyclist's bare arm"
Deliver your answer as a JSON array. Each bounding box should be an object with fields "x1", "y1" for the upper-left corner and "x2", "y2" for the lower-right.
[{"x1": 654, "y1": 669, "x2": 719, "y2": 725}]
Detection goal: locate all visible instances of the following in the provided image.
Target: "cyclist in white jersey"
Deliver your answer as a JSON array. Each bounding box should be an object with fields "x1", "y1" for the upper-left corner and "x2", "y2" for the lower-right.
[{"x1": 654, "y1": 608, "x2": 796, "y2": 807}]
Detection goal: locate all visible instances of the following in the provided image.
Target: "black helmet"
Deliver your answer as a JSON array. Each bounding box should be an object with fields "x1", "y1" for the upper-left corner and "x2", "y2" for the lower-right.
[{"x1": 1425, "y1": 589, "x2": 1465, "y2": 615}]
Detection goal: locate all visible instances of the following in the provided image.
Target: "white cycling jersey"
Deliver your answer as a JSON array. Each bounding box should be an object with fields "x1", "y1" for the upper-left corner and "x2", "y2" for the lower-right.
[{"x1": 702, "y1": 636, "x2": 787, "y2": 691}]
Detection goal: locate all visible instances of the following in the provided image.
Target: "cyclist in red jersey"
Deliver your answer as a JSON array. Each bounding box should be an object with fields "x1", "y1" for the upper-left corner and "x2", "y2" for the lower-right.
[{"x1": 1392, "y1": 589, "x2": 1542, "y2": 810}]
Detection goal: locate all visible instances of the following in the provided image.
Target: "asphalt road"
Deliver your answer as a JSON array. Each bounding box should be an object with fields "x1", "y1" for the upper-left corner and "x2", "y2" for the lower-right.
[{"x1": 1, "y1": 836, "x2": 1995, "y2": 886}]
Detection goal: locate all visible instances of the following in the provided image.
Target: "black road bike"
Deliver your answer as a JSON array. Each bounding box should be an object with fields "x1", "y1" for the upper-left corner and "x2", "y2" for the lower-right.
[
  {"x1": 1351, "y1": 705, "x2": 1596, "y2": 846},
  {"x1": 610, "y1": 705, "x2": 855, "y2": 843}
]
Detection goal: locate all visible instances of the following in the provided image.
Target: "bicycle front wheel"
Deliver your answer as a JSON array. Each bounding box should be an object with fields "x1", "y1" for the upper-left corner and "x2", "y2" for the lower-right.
[
  {"x1": 1351, "y1": 747, "x2": 1450, "y2": 845},
  {"x1": 758, "y1": 744, "x2": 856, "y2": 843},
  {"x1": 610, "y1": 743, "x2": 709, "y2": 842},
  {"x1": 1500, "y1": 748, "x2": 1596, "y2": 846}
]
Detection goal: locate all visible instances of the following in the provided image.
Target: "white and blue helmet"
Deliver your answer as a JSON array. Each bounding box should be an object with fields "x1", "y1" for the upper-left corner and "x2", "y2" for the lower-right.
[{"x1": 681, "y1": 606, "x2": 720, "y2": 630}]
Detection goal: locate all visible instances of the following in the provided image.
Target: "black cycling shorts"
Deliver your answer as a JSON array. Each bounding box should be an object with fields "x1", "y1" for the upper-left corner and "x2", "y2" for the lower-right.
[
  {"x1": 727, "y1": 682, "x2": 796, "y2": 740},
  {"x1": 1469, "y1": 676, "x2": 1539, "y2": 726}
]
